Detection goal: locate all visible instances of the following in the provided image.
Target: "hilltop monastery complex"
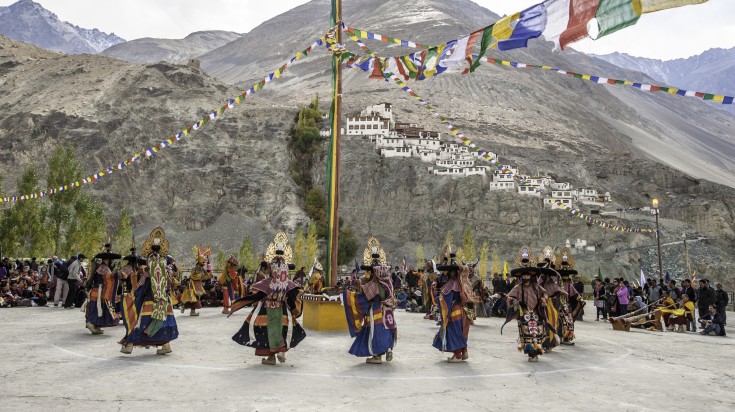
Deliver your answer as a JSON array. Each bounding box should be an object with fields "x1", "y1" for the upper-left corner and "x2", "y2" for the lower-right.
[{"x1": 345, "y1": 103, "x2": 611, "y2": 211}]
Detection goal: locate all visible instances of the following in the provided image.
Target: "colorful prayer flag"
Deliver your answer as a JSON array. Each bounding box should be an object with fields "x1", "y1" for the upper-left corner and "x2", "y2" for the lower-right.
[
  {"x1": 640, "y1": 0, "x2": 708, "y2": 13},
  {"x1": 469, "y1": 23, "x2": 495, "y2": 72},
  {"x1": 593, "y1": 0, "x2": 642, "y2": 39},
  {"x1": 560, "y1": 0, "x2": 601, "y2": 50},
  {"x1": 497, "y1": 3, "x2": 548, "y2": 51},
  {"x1": 440, "y1": 31, "x2": 482, "y2": 69}
]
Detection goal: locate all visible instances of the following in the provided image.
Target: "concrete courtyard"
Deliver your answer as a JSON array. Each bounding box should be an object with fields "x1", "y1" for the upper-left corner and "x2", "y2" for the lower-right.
[{"x1": 1, "y1": 304, "x2": 732, "y2": 411}]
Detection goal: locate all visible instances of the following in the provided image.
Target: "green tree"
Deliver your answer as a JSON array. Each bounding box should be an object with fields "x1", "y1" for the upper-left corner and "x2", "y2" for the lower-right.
[
  {"x1": 293, "y1": 226, "x2": 306, "y2": 270},
  {"x1": 65, "y1": 194, "x2": 107, "y2": 258},
  {"x1": 491, "y1": 249, "x2": 501, "y2": 276},
  {"x1": 305, "y1": 221, "x2": 318, "y2": 268},
  {"x1": 47, "y1": 144, "x2": 83, "y2": 255},
  {"x1": 303, "y1": 188, "x2": 327, "y2": 239},
  {"x1": 415, "y1": 244, "x2": 425, "y2": 269},
  {"x1": 112, "y1": 208, "x2": 133, "y2": 255},
  {"x1": 238, "y1": 234, "x2": 257, "y2": 272},
  {"x1": 289, "y1": 99, "x2": 324, "y2": 195},
  {"x1": 478, "y1": 241, "x2": 489, "y2": 282},
  {"x1": 444, "y1": 230, "x2": 454, "y2": 249},
  {"x1": 7, "y1": 165, "x2": 48, "y2": 257},
  {"x1": 337, "y1": 227, "x2": 358, "y2": 266},
  {"x1": 462, "y1": 227, "x2": 477, "y2": 261},
  {"x1": 215, "y1": 250, "x2": 226, "y2": 273}
]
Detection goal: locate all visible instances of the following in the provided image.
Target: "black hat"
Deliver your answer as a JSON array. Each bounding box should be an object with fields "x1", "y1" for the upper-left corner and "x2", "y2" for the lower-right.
[
  {"x1": 511, "y1": 245, "x2": 557, "y2": 277},
  {"x1": 558, "y1": 269, "x2": 578, "y2": 277},
  {"x1": 436, "y1": 262, "x2": 460, "y2": 272},
  {"x1": 511, "y1": 266, "x2": 558, "y2": 278},
  {"x1": 137, "y1": 257, "x2": 147, "y2": 266},
  {"x1": 94, "y1": 252, "x2": 121, "y2": 261}
]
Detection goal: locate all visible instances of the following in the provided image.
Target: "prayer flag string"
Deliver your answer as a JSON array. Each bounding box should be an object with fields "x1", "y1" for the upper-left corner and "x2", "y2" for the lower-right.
[{"x1": 0, "y1": 33, "x2": 333, "y2": 204}]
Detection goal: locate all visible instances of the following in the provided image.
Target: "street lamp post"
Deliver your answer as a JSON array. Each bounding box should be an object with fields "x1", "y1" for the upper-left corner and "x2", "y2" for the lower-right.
[{"x1": 652, "y1": 198, "x2": 664, "y2": 281}]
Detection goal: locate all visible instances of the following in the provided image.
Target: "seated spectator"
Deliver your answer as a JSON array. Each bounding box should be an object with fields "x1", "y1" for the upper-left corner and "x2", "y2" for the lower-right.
[
  {"x1": 698, "y1": 305, "x2": 726, "y2": 336},
  {"x1": 665, "y1": 293, "x2": 695, "y2": 332},
  {"x1": 31, "y1": 289, "x2": 48, "y2": 307},
  {"x1": 395, "y1": 289, "x2": 408, "y2": 309}
]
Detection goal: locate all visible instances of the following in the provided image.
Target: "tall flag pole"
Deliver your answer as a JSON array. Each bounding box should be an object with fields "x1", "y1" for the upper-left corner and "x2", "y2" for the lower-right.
[{"x1": 326, "y1": 0, "x2": 343, "y2": 287}]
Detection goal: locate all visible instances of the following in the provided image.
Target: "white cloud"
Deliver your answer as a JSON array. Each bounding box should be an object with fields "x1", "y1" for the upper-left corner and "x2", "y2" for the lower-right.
[
  {"x1": 474, "y1": 0, "x2": 735, "y2": 59},
  {"x1": 0, "y1": 0, "x2": 309, "y2": 39}
]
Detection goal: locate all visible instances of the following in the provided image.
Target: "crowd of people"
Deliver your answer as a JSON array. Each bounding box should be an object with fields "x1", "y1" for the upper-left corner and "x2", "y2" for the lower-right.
[
  {"x1": 594, "y1": 276, "x2": 727, "y2": 336},
  {"x1": 2, "y1": 250, "x2": 729, "y2": 343},
  {"x1": 0, "y1": 255, "x2": 89, "y2": 308}
]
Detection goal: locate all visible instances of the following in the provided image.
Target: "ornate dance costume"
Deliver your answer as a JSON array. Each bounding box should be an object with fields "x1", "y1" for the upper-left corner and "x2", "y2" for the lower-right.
[
  {"x1": 119, "y1": 253, "x2": 146, "y2": 345},
  {"x1": 343, "y1": 237, "x2": 397, "y2": 364},
  {"x1": 230, "y1": 232, "x2": 305, "y2": 365},
  {"x1": 121, "y1": 227, "x2": 179, "y2": 355},
  {"x1": 181, "y1": 245, "x2": 212, "y2": 316},
  {"x1": 432, "y1": 244, "x2": 472, "y2": 363},
  {"x1": 556, "y1": 247, "x2": 583, "y2": 345},
  {"x1": 503, "y1": 246, "x2": 551, "y2": 362},
  {"x1": 220, "y1": 255, "x2": 245, "y2": 314},
  {"x1": 85, "y1": 252, "x2": 122, "y2": 335}
]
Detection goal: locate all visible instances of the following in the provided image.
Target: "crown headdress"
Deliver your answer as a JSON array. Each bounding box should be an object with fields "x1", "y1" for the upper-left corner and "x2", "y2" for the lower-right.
[
  {"x1": 362, "y1": 236, "x2": 387, "y2": 266},
  {"x1": 141, "y1": 227, "x2": 169, "y2": 257},
  {"x1": 265, "y1": 231, "x2": 293, "y2": 264},
  {"x1": 514, "y1": 245, "x2": 536, "y2": 269},
  {"x1": 555, "y1": 247, "x2": 575, "y2": 270}
]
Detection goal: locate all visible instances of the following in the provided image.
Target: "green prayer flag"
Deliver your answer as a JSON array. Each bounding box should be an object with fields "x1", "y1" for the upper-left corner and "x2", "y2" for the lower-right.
[
  {"x1": 595, "y1": 0, "x2": 642, "y2": 39},
  {"x1": 470, "y1": 24, "x2": 495, "y2": 73}
]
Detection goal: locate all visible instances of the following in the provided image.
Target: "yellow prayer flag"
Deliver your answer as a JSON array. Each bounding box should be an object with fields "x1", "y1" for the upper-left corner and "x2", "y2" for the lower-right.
[
  {"x1": 491, "y1": 12, "x2": 521, "y2": 48},
  {"x1": 641, "y1": 0, "x2": 708, "y2": 13}
]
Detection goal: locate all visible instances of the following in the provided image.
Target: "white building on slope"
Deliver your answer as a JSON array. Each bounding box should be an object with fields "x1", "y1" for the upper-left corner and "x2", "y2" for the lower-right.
[
  {"x1": 489, "y1": 168, "x2": 516, "y2": 190},
  {"x1": 543, "y1": 189, "x2": 575, "y2": 209},
  {"x1": 356, "y1": 103, "x2": 488, "y2": 177},
  {"x1": 345, "y1": 103, "x2": 394, "y2": 138}
]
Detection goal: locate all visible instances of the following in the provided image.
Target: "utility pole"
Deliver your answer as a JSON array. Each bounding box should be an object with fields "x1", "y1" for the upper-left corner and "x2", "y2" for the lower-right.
[
  {"x1": 683, "y1": 233, "x2": 691, "y2": 277},
  {"x1": 652, "y1": 198, "x2": 664, "y2": 281}
]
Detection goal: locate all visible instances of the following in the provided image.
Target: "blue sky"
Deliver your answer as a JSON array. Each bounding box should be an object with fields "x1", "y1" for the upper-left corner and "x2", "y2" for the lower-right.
[{"x1": 1, "y1": 0, "x2": 733, "y2": 59}]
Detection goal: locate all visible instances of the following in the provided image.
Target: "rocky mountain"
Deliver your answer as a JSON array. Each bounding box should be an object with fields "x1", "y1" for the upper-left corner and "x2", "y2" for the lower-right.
[
  {"x1": 0, "y1": 0, "x2": 124, "y2": 54},
  {"x1": 595, "y1": 48, "x2": 735, "y2": 99},
  {"x1": 100, "y1": 31, "x2": 242, "y2": 65},
  {"x1": 1, "y1": 0, "x2": 734, "y2": 283}
]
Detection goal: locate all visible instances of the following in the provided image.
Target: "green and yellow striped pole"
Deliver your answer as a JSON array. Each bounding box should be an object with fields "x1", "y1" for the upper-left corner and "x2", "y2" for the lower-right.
[{"x1": 325, "y1": 0, "x2": 342, "y2": 287}]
